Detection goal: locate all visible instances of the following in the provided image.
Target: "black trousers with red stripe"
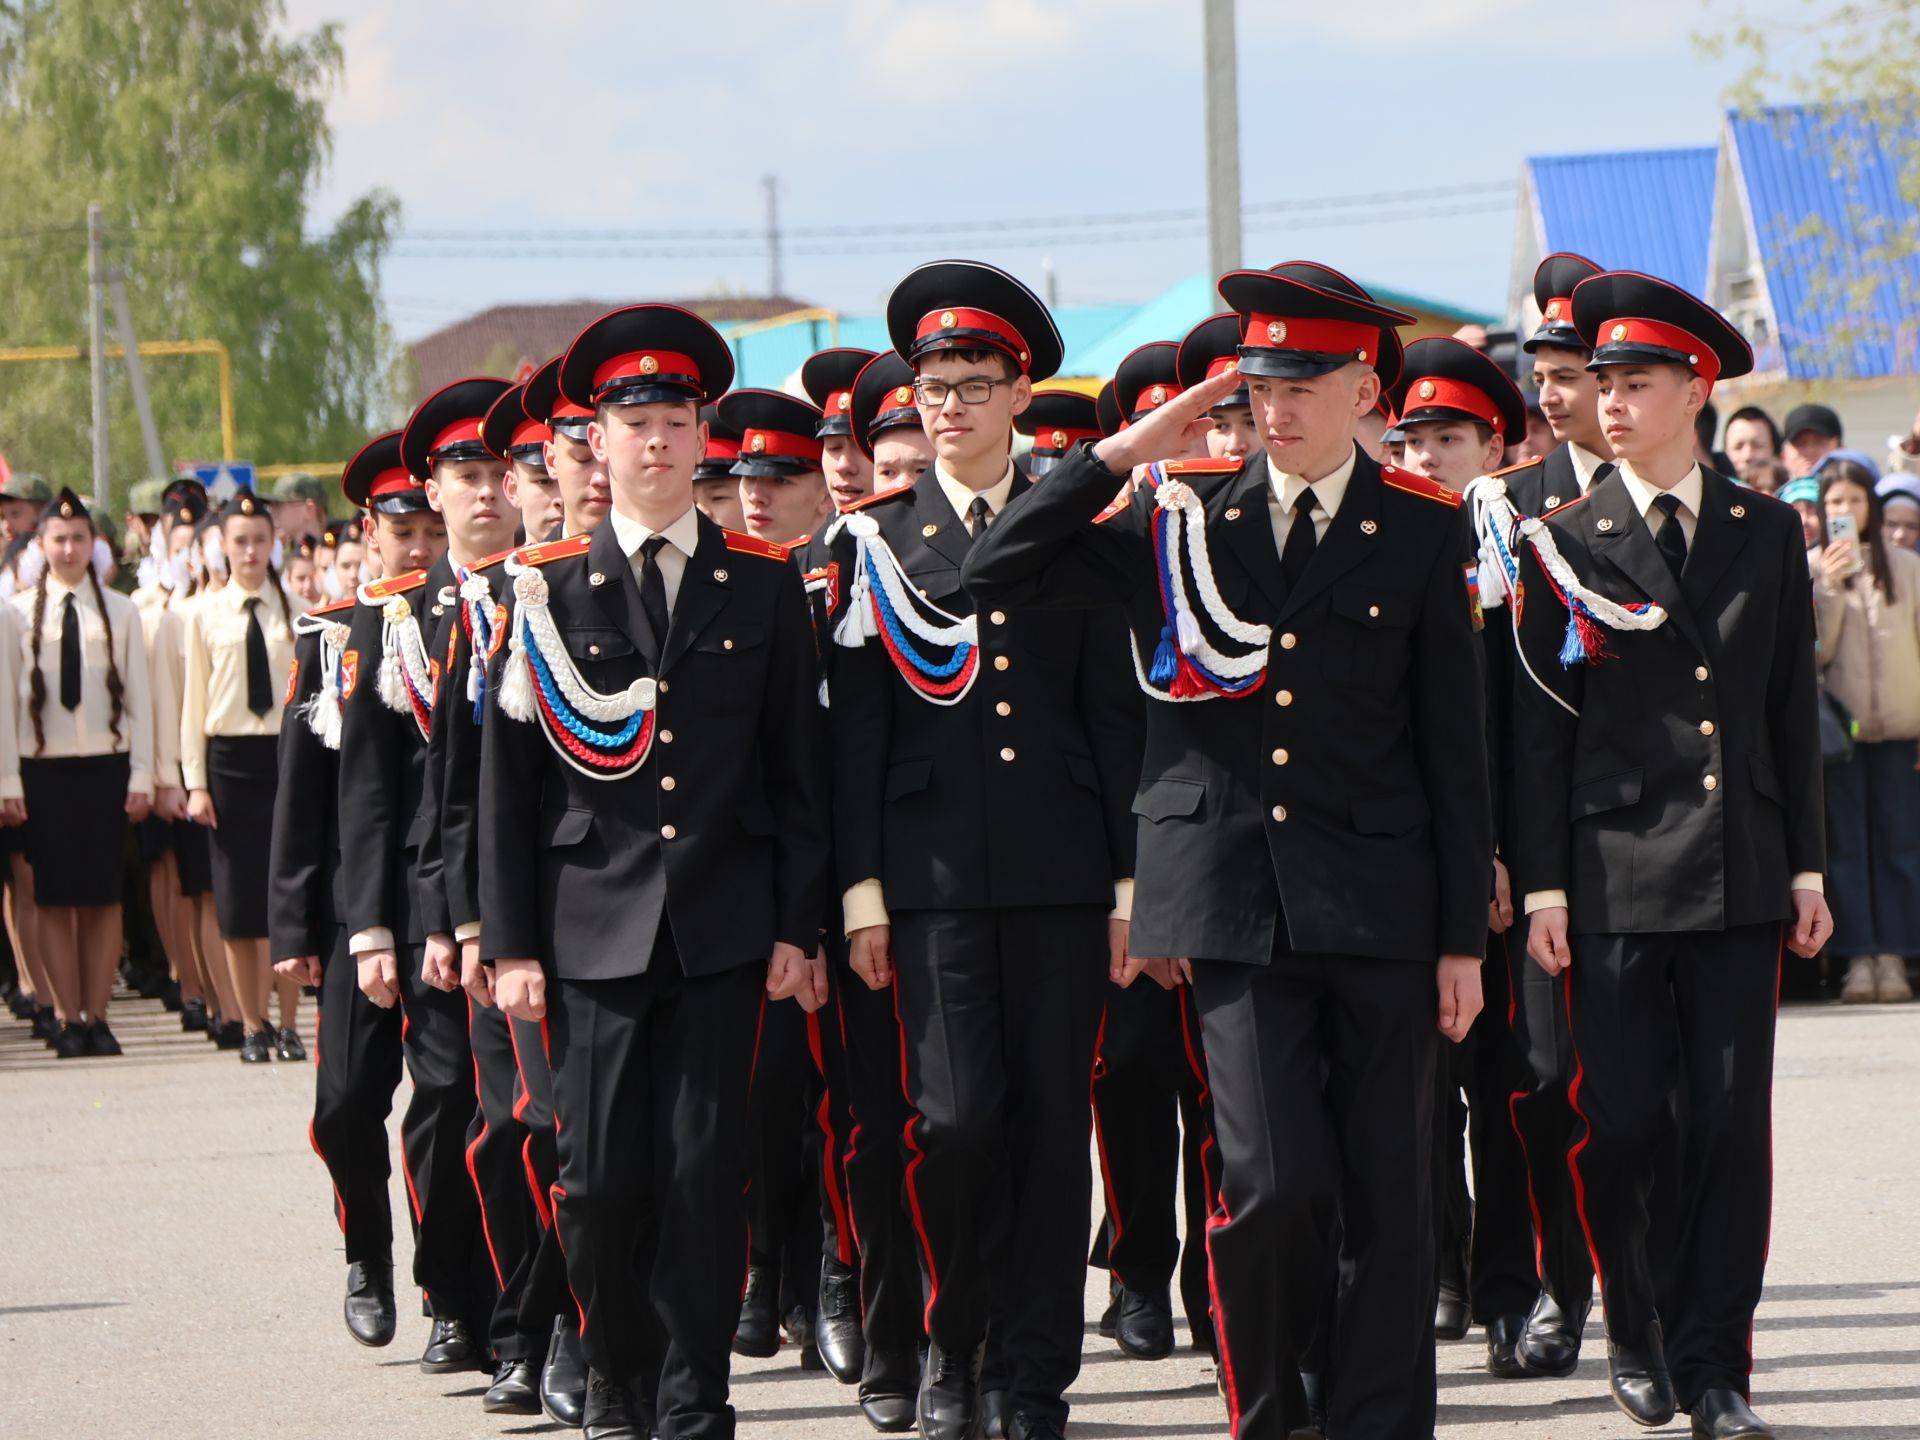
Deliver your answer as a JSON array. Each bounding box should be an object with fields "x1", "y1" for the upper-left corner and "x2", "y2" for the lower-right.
[
  {"x1": 1190, "y1": 946, "x2": 1437, "y2": 1440},
  {"x1": 467, "y1": 997, "x2": 542, "y2": 1362},
  {"x1": 1090, "y1": 978, "x2": 1219, "y2": 1331},
  {"x1": 891, "y1": 906, "x2": 1106, "y2": 1430},
  {"x1": 1564, "y1": 924, "x2": 1781, "y2": 1407},
  {"x1": 310, "y1": 930, "x2": 403, "y2": 1266},
  {"x1": 508, "y1": 1009, "x2": 573, "y2": 1341},
  {"x1": 546, "y1": 936, "x2": 763, "y2": 1437},
  {"x1": 744, "y1": 999, "x2": 826, "y2": 1318}
]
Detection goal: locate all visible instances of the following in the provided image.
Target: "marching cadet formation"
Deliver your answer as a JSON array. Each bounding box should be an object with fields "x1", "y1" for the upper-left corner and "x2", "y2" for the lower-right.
[{"x1": 0, "y1": 251, "x2": 1832, "y2": 1440}]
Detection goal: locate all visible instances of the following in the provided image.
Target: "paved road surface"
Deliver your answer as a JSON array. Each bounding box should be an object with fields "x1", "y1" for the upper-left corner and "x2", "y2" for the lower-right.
[{"x1": 3, "y1": 996, "x2": 1917, "y2": 1438}]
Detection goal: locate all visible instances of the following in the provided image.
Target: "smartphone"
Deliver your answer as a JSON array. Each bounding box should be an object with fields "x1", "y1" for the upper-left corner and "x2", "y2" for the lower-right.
[{"x1": 1827, "y1": 511, "x2": 1865, "y2": 575}]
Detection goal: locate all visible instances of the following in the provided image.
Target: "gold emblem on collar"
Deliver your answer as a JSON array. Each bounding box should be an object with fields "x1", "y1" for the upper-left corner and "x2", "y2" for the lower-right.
[
  {"x1": 1224, "y1": 506, "x2": 1242, "y2": 521},
  {"x1": 1596, "y1": 517, "x2": 1614, "y2": 532},
  {"x1": 922, "y1": 523, "x2": 939, "y2": 537}
]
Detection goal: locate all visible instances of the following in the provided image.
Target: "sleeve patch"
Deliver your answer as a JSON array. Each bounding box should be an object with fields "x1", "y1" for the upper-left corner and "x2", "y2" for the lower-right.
[
  {"x1": 339, "y1": 649, "x2": 360, "y2": 700},
  {"x1": 283, "y1": 657, "x2": 300, "y2": 708},
  {"x1": 1464, "y1": 564, "x2": 1485, "y2": 632}
]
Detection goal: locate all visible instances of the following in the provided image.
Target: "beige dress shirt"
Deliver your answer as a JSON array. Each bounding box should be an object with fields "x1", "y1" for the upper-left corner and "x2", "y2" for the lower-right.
[
  {"x1": 179, "y1": 579, "x2": 297, "y2": 791},
  {"x1": 607, "y1": 504, "x2": 700, "y2": 613},
  {"x1": 1264, "y1": 447, "x2": 1356, "y2": 554},
  {"x1": 1568, "y1": 443, "x2": 1609, "y2": 494}
]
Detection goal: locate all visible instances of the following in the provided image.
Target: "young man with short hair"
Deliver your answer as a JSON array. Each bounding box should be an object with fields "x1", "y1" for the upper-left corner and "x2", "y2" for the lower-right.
[
  {"x1": 1515, "y1": 272, "x2": 1832, "y2": 1440},
  {"x1": 692, "y1": 404, "x2": 747, "y2": 532},
  {"x1": 852, "y1": 352, "x2": 936, "y2": 491},
  {"x1": 803, "y1": 347, "x2": 880, "y2": 509},
  {"x1": 1724, "y1": 405, "x2": 1783, "y2": 489},
  {"x1": 482, "y1": 381, "x2": 562, "y2": 541},
  {"x1": 720, "y1": 389, "x2": 837, "y2": 547},
  {"x1": 1781, "y1": 401, "x2": 1842, "y2": 476},
  {"x1": 527, "y1": 356, "x2": 613, "y2": 538}
]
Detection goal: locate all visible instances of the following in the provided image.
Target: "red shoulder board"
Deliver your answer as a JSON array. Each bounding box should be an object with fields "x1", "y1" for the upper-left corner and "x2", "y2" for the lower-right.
[
  {"x1": 722, "y1": 530, "x2": 789, "y2": 562},
  {"x1": 1095, "y1": 486, "x2": 1132, "y2": 524},
  {"x1": 474, "y1": 544, "x2": 519, "y2": 571},
  {"x1": 1542, "y1": 492, "x2": 1592, "y2": 518},
  {"x1": 1161, "y1": 458, "x2": 1244, "y2": 477},
  {"x1": 1489, "y1": 457, "x2": 1544, "y2": 480},
  {"x1": 785, "y1": 533, "x2": 813, "y2": 550},
  {"x1": 311, "y1": 596, "x2": 357, "y2": 617},
  {"x1": 1379, "y1": 466, "x2": 1463, "y2": 508},
  {"x1": 517, "y1": 533, "x2": 592, "y2": 567},
  {"x1": 363, "y1": 569, "x2": 428, "y2": 599},
  {"x1": 838, "y1": 483, "x2": 913, "y2": 514}
]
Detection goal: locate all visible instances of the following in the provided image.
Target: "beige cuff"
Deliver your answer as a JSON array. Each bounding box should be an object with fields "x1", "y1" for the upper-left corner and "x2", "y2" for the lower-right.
[
  {"x1": 842, "y1": 879, "x2": 889, "y2": 937},
  {"x1": 348, "y1": 926, "x2": 394, "y2": 956},
  {"x1": 1109, "y1": 877, "x2": 1134, "y2": 923},
  {"x1": 1790, "y1": 872, "x2": 1824, "y2": 894},
  {"x1": 1523, "y1": 889, "x2": 1568, "y2": 915},
  {"x1": 0, "y1": 774, "x2": 21, "y2": 802},
  {"x1": 454, "y1": 922, "x2": 481, "y2": 943},
  {"x1": 182, "y1": 765, "x2": 208, "y2": 791}
]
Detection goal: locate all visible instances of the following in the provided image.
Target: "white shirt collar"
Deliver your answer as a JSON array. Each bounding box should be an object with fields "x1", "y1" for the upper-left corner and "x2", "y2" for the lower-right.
[
  {"x1": 1615, "y1": 460, "x2": 1704, "y2": 520},
  {"x1": 1568, "y1": 443, "x2": 1609, "y2": 492},
  {"x1": 935, "y1": 461, "x2": 1016, "y2": 527},
  {"x1": 1266, "y1": 444, "x2": 1359, "y2": 518},
  {"x1": 609, "y1": 504, "x2": 702, "y2": 560}
]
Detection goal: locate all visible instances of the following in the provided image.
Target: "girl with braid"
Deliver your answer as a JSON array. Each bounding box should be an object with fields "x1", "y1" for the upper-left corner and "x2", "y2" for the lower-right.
[
  {"x1": 182, "y1": 489, "x2": 300, "y2": 1064},
  {"x1": 0, "y1": 489, "x2": 153, "y2": 1058}
]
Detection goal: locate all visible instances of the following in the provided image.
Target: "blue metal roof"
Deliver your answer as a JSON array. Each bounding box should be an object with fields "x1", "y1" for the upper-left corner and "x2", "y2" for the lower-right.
[
  {"x1": 1728, "y1": 103, "x2": 1920, "y2": 381},
  {"x1": 1528, "y1": 147, "x2": 1718, "y2": 295}
]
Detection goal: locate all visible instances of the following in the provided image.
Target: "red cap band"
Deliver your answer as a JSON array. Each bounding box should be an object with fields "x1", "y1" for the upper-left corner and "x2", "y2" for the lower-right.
[
  {"x1": 1204, "y1": 355, "x2": 1244, "y2": 382},
  {"x1": 591, "y1": 349, "x2": 702, "y2": 397},
  {"x1": 915, "y1": 306, "x2": 1032, "y2": 371},
  {"x1": 1400, "y1": 375, "x2": 1507, "y2": 435},
  {"x1": 368, "y1": 466, "x2": 424, "y2": 499},
  {"x1": 739, "y1": 429, "x2": 824, "y2": 462},
  {"x1": 703, "y1": 436, "x2": 742, "y2": 463},
  {"x1": 823, "y1": 389, "x2": 854, "y2": 417},
  {"x1": 509, "y1": 418, "x2": 552, "y2": 450},
  {"x1": 1030, "y1": 426, "x2": 1103, "y2": 454},
  {"x1": 552, "y1": 396, "x2": 593, "y2": 421},
  {"x1": 1242, "y1": 312, "x2": 1377, "y2": 363},
  {"x1": 429, "y1": 418, "x2": 485, "y2": 455},
  {"x1": 1541, "y1": 297, "x2": 1575, "y2": 325},
  {"x1": 1129, "y1": 382, "x2": 1181, "y2": 418},
  {"x1": 1593, "y1": 317, "x2": 1721, "y2": 385}
]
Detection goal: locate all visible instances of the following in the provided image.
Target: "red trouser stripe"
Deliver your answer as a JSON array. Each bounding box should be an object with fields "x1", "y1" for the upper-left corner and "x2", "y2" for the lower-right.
[
  {"x1": 464, "y1": 998, "x2": 507, "y2": 1290},
  {"x1": 807, "y1": 1011, "x2": 856, "y2": 1266},
  {"x1": 1561, "y1": 968, "x2": 1607, "y2": 1294},
  {"x1": 397, "y1": 1011, "x2": 425, "y2": 1225},
  {"x1": 307, "y1": 999, "x2": 348, "y2": 1236},
  {"x1": 1174, "y1": 985, "x2": 1222, "y2": 1204},
  {"x1": 1205, "y1": 1202, "x2": 1243, "y2": 1436},
  {"x1": 891, "y1": 972, "x2": 942, "y2": 1332},
  {"x1": 1088, "y1": 1006, "x2": 1130, "y2": 1288}
]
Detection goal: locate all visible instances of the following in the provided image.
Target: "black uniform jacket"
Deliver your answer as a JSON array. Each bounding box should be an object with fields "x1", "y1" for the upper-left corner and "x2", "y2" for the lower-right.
[
  {"x1": 960, "y1": 442, "x2": 1492, "y2": 967},
  {"x1": 267, "y1": 597, "x2": 352, "y2": 963},
  {"x1": 1511, "y1": 467, "x2": 1822, "y2": 933},
  {"x1": 338, "y1": 555, "x2": 455, "y2": 948},
  {"x1": 478, "y1": 514, "x2": 829, "y2": 980},
  {"x1": 817, "y1": 462, "x2": 1140, "y2": 915}
]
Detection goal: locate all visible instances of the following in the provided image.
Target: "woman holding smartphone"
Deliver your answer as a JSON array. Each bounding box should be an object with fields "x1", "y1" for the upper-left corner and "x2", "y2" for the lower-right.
[{"x1": 1816, "y1": 458, "x2": 1920, "y2": 1003}]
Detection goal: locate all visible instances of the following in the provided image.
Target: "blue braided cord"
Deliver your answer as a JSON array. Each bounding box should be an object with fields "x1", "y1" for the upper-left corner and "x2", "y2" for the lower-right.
[
  {"x1": 468, "y1": 601, "x2": 492, "y2": 726},
  {"x1": 867, "y1": 552, "x2": 971, "y2": 679},
  {"x1": 526, "y1": 640, "x2": 644, "y2": 747},
  {"x1": 1149, "y1": 504, "x2": 1261, "y2": 694}
]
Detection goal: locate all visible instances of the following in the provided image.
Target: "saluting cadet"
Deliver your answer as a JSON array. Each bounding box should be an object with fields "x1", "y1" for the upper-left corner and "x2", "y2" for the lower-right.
[
  {"x1": 0, "y1": 490, "x2": 148, "y2": 1058},
  {"x1": 693, "y1": 404, "x2": 748, "y2": 532},
  {"x1": 481, "y1": 303, "x2": 830, "y2": 1440},
  {"x1": 820, "y1": 261, "x2": 1141, "y2": 1440},
  {"x1": 1179, "y1": 313, "x2": 1260, "y2": 463},
  {"x1": 802, "y1": 347, "x2": 880, "y2": 509},
  {"x1": 963, "y1": 261, "x2": 1494, "y2": 1440},
  {"x1": 337, "y1": 390, "x2": 491, "y2": 1375},
  {"x1": 1512, "y1": 273, "x2": 1831, "y2": 1440},
  {"x1": 1015, "y1": 389, "x2": 1103, "y2": 480},
  {"x1": 182, "y1": 488, "x2": 301, "y2": 1064},
  {"x1": 485, "y1": 380, "x2": 563, "y2": 541},
  {"x1": 527, "y1": 355, "x2": 614, "y2": 538}
]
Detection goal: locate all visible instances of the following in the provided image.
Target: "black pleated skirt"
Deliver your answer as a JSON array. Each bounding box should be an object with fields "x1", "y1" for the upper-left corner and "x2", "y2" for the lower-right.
[
  {"x1": 206, "y1": 734, "x2": 279, "y2": 938},
  {"x1": 20, "y1": 753, "x2": 132, "y2": 908},
  {"x1": 174, "y1": 819, "x2": 212, "y2": 897}
]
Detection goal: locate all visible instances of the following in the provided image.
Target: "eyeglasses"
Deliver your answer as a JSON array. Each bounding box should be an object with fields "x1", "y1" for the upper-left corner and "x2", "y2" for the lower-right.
[{"x1": 912, "y1": 377, "x2": 1016, "y2": 406}]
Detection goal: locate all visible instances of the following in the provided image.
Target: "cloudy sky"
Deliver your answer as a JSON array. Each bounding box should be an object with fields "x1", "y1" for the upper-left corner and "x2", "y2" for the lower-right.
[{"x1": 280, "y1": 0, "x2": 1793, "y2": 340}]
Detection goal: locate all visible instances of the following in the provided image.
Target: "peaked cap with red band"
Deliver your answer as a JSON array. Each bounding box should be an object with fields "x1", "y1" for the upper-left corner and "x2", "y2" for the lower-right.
[
  {"x1": 886, "y1": 259, "x2": 1064, "y2": 382},
  {"x1": 695, "y1": 403, "x2": 745, "y2": 482},
  {"x1": 559, "y1": 303, "x2": 735, "y2": 411},
  {"x1": 1524, "y1": 252, "x2": 1604, "y2": 354},
  {"x1": 524, "y1": 355, "x2": 595, "y2": 441},
  {"x1": 341, "y1": 430, "x2": 429, "y2": 514},
  {"x1": 401, "y1": 376, "x2": 513, "y2": 480},
  {"x1": 1018, "y1": 389, "x2": 1103, "y2": 476},
  {"x1": 1218, "y1": 260, "x2": 1413, "y2": 389},
  {"x1": 1095, "y1": 379, "x2": 1124, "y2": 438},
  {"x1": 1571, "y1": 270, "x2": 1753, "y2": 388},
  {"x1": 800, "y1": 347, "x2": 878, "y2": 439},
  {"x1": 1390, "y1": 336, "x2": 1527, "y2": 441},
  {"x1": 848, "y1": 352, "x2": 922, "y2": 460},
  {"x1": 715, "y1": 389, "x2": 827, "y2": 477},
  {"x1": 480, "y1": 382, "x2": 551, "y2": 467},
  {"x1": 1176, "y1": 312, "x2": 1252, "y2": 406},
  {"x1": 1113, "y1": 341, "x2": 1184, "y2": 424}
]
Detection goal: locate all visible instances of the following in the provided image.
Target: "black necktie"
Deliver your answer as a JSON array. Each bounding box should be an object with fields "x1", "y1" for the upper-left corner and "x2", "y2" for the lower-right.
[
  {"x1": 1281, "y1": 488, "x2": 1319, "y2": 590},
  {"x1": 58, "y1": 593, "x2": 80, "y2": 711},
  {"x1": 638, "y1": 535, "x2": 671, "y2": 652},
  {"x1": 967, "y1": 494, "x2": 993, "y2": 540},
  {"x1": 1652, "y1": 493, "x2": 1688, "y2": 580},
  {"x1": 243, "y1": 596, "x2": 273, "y2": 715}
]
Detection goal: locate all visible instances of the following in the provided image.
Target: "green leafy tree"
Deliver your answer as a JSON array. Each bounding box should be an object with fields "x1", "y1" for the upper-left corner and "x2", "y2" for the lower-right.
[{"x1": 0, "y1": 0, "x2": 397, "y2": 502}]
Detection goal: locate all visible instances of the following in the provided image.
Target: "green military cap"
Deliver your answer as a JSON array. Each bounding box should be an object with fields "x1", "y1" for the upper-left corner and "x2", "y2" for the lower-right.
[
  {"x1": 269, "y1": 470, "x2": 328, "y2": 505},
  {"x1": 127, "y1": 478, "x2": 168, "y2": 517},
  {"x1": 1, "y1": 471, "x2": 51, "y2": 502},
  {"x1": 89, "y1": 504, "x2": 120, "y2": 546}
]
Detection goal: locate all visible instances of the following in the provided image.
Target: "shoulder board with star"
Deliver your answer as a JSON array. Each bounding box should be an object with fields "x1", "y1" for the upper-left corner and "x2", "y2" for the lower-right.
[
  {"x1": 1489, "y1": 457, "x2": 1544, "y2": 480},
  {"x1": 1162, "y1": 458, "x2": 1245, "y2": 477},
  {"x1": 517, "y1": 533, "x2": 592, "y2": 567},
  {"x1": 1379, "y1": 465, "x2": 1463, "y2": 508},
  {"x1": 722, "y1": 529, "x2": 789, "y2": 563},
  {"x1": 1542, "y1": 492, "x2": 1592, "y2": 519},
  {"x1": 311, "y1": 596, "x2": 357, "y2": 617},
  {"x1": 1094, "y1": 487, "x2": 1134, "y2": 524},
  {"x1": 473, "y1": 544, "x2": 519, "y2": 572},
  {"x1": 838, "y1": 483, "x2": 914, "y2": 514},
  {"x1": 362, "y1": 570, "x2": 428, "y2": 600}
]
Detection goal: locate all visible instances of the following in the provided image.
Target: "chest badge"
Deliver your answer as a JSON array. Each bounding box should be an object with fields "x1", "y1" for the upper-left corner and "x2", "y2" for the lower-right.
[
  {"x1": 1224, "y1": 506, "x2": 1242, "y2": 521},
  {"x1": 1360, "y1": 519, "x2": 1377, "y2": 535},
  {"x1": 1596, "y1": 517, "x2": 1614, "y2": 533},
  {"x1": 922, "y1": 523, "x2": 939, "y2": 538},
  {"x1": 1730, "y1": 504, "x2": 1747, "y2": 518}
]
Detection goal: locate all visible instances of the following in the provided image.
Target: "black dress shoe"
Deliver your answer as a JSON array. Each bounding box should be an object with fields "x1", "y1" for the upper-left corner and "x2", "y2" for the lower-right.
[
  {"x1": 1434, "y1": 1282, "x2": 1472, "y2": 1341},
  {"x1": 859, "y1": 1349, "x2": 918, "y2": 1434},
  {"x1": 542, "y1": 1314, "x2": 588, "y2": 1427},
  {"x1": 917, "y1": 1341, "x2": 984, "y2": 1440},
  {"x1": 1114, "y1": 1285, "x2": 1175, "y2": 1359},
  {"x1": 1010, "y1": 1413, "x2": 1066, "y2": 1440},
  {"x1": 213, "y1": 1019, "x2": 246, "y2": 1050},
  {"x1": 785, "y1": 1303, "x2": 826, "y2": 1369},
  {"x1": 1301, "y1": 1370, "x2": 1328, "y2": 1437},
  {"x1": 84, "y1": 1020, "x2": 123, "y2": 1057},
  {"x1": 1608, "y1": 1324, "x2": 1677, "y2": 1428},
  {"x1": 484, "y1": 1357, "x2": 543, "y2": 1414},
  {"x1": 1690, "y1": 1388, "x2": 1773, "y2": 1438},
  {"x1": 732, "y1": 1264, "x2": 780, "y2": 1358},
  {"x1": 275, "y1": 1026, "x2": 307, "y2": 1061},
  {"x1": 6, "y1": 988, "x2": 34, "y2": 1019},
  {"x1": 420, "y1": 1316, "x2": 480, "y2": 1373},
  {"x1": 52, "y1": 1023, "x2": 89, "y2": 1058},
  {"x1": 1485, "y1": 1313, "x2": 1531, "y2": 1378},
  {"x1": 343, "y1": 1260, "x2": 397, "y2": 1346},
  {"x1": 981, "y1": 1387, "x2": 1013, "y2": 1439},
  {"x1": 160, "y1": 978, "x2": 183, "y2": 1012},
  {"x1": 583, "y1": 1371, "x2": 644, "y2": 1440},
  {"x1": 1519, "y1": 1289, "x2": 1590, "y2": 1378},
  {"x1": 180, "y1": 998, "x2": 208, "y2": 1033},
  {"x1": 31, "y1": 1005, "x2": 59, "y2": 1041},
  {"x1": 239, "y1": 1027, "x2": 274, "y2": 1064},
  {"x1": 816, "y1": 1257, "x2": 865, "y2": 1384}
]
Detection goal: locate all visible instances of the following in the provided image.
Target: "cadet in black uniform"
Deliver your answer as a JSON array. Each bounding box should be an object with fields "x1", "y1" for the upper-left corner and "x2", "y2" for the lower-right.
[
  {"x1": 527, "y1": 354, "x2": 614, "y2": 538},
  {"x1": 963, "y1": 261, "x2": 1493, "y2": 1440},
  {"x1": 481, "y1": 303, "x2": 830, "y2": 1440},
  {"x1": 486, "y1": 379, "x2": 563, "y2": 541},
  {"x1": 1015, "y1": 389, "x2": 1102, "y2": 480},
  {"x1": 803, "y1": 346, "x2": 880, "y2": 510},
  {"x1": 339, "y1": 387, "x2": 493, "y2": 1375},
  {"x1": 1513, "y1": 273, "x2": 1831, "y2": 1440},
  {"x1": 853, "y1": 353, "x2": 936, "y2": 494},
  {"x1": 820, "y1": 261, "x2": 1141, "y2": 1440},
  {"x1": 692, "y1": 405, "x2": 747, "y2": 533}
]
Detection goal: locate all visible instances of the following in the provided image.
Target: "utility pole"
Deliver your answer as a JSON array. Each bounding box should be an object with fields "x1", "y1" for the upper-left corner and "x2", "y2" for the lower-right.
[
  {"x1": 107, "y1": 266, "x2": 167, "y2": 483},
  {"x1": 764, "y1": 175, "x2": 783, "y2": 298},
  {"x1": 86, "y1": 201, "x2": 110, "y2": 505},
  {"x1": 1202, "y1": 0, "x2": 1243, "y2": 279}
]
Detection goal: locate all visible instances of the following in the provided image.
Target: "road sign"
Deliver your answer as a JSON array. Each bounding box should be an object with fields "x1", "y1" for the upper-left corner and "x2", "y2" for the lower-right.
[{"x1": 183, "y1": 461, "x2": 255, "y2": 498}]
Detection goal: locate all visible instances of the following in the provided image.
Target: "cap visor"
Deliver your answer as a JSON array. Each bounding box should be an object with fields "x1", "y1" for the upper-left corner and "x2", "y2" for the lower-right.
[{"x1": 1234, "y1": 349, "x2": 1355, "y2": 380}]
